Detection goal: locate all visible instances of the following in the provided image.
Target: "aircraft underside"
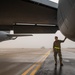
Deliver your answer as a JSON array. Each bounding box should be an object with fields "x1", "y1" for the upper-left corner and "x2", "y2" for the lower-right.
[{"x1": 0, "y1": 0, "x2": 75, "y2": 41}]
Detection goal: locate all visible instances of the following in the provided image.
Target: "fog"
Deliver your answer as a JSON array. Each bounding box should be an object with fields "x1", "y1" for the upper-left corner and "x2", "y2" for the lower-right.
[{"x1": 0, "y1": 31, "x2": 75, "y2": 48}]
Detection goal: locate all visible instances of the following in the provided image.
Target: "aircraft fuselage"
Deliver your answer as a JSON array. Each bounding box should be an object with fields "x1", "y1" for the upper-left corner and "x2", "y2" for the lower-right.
[{"x1": 58, "y1": 0, "x2": 75, "y2": 41}]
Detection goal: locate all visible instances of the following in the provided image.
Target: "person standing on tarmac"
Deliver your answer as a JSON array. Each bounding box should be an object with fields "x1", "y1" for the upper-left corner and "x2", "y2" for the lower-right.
[{"x1": 53, "y1": 36, "x2": 66, "y2": 66}]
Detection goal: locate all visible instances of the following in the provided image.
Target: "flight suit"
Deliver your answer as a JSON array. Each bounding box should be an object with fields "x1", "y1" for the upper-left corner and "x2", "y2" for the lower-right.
[{"x1": 53, "y1": 40, "x2": 64, "y2": 64}]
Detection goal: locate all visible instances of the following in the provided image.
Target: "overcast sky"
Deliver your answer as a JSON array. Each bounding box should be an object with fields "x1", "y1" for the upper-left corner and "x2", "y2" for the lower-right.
[
  {"x1": 0, "y1": 30, "x2": 75, "y2": 48},
  {"x1": 0, "y1": 0, "x2": 75, "y2": 48},
  {"x1": 49, "y1": 0, "x2": 59, "y2": 3}
]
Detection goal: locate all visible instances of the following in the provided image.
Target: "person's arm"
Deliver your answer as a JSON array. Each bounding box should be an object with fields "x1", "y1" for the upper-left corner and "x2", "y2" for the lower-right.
[
  {"x1": 60, "y1": 37, "x2": 67, "y2": 42},
  {"x1": 64, "y1": 37, "x2": 67, "y2": 41},
  {"x1": 53, "y1": 42, "x2": 55, "y2": 51}
]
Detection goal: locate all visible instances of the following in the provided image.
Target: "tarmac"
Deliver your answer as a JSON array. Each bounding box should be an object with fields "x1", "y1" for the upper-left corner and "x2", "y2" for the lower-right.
[
  {"x1": 0, "y1": 48, "x2": 50, "y2": 75},
  {"x1": 0, "y1": 48, "x2": 75, "y2": 75},
  {"x1": 36, "y1": 49, "x2": 75, "y2": 75}
]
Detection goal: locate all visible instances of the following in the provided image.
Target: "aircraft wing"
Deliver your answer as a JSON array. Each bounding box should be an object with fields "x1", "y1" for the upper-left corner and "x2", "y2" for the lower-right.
[
  {"x1": 7, "y1": 34, "x2": 33, "y2": 37},
  {"x1": 24, "y1": 0, "x2": 58, "y2": 9},
  {"x1": 0, "y1": 0, "x2": 57, "y2": 25},
  {"x1": 0, "y1": 0, "x2": 58, "y2": 33}
]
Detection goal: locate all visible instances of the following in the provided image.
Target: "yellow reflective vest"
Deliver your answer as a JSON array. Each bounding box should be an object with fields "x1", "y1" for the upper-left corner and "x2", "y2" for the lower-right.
[{"x1": 54, "y1": 47, "x2": 60, "y2": 50}]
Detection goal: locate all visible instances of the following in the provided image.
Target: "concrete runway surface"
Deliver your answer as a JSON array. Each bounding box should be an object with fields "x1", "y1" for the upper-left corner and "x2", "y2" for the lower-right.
[
  {"x1": 0, "y1": 48, "x2": 50, "y2": 75},
  {"x1": 0, "y1": 48, "x2": 75, "y2": 75},
  {"x1": 36, "y1": 48, "x2": 75, "y2": 75}
]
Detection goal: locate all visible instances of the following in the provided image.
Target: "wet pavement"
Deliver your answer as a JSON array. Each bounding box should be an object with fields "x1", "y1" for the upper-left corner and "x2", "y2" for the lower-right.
[
  {"x1": 0, "y1": 48, "x2": 50, "y2": 75},
  {"x1": 36, "y1": 49, "x2": 75, "y2": 75}
]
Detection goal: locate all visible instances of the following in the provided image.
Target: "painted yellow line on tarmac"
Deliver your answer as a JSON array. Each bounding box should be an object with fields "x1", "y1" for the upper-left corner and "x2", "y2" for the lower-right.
[
  {"x1": 30, "y1": 51, "x2": 50, "y2": 75},
  {"x1": 22, "y1": 54, "x2": 46, "y2": 75},
  {"x1": 42, "y1": 51, "x2": 50, "y2": 62},
  {"x1": 22, "y1": 64, "x2": 36, "y2": 75},
  {"x1": 30, "y1": 63, "x2": 42, "y2": 75},
  {"x1": 22, "y1": 50, "x2": 50, "y2": 75}
]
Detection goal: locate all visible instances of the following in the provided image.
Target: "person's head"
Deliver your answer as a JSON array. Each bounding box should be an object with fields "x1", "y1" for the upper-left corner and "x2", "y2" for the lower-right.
[{"x1": 55, "y1": 36, "x2": 58, "y2": 41}]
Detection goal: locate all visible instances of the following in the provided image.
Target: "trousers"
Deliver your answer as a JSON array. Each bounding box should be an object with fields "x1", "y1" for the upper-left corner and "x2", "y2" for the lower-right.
[{"x1": 54, "y1": 49, "x2": 62, "y2": 64}]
